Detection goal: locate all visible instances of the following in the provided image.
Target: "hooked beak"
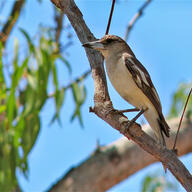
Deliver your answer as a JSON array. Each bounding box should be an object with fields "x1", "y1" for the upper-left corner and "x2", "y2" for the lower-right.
[{"x1": 82, "y1": 40, "x2": 104, "y2": 50}]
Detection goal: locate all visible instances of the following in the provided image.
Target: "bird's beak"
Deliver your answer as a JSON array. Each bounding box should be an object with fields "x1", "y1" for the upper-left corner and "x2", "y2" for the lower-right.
[{"x1": 82, "y1": 40, "x2": 104, "y2": 50}]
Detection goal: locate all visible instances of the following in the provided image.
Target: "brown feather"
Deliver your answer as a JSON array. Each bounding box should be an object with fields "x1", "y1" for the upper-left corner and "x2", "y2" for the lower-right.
[{"x1": 124, "y1": 55, "x2": 170, "y2": 137}]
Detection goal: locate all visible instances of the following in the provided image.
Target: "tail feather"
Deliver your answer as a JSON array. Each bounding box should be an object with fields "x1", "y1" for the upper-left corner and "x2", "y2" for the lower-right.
[
  {"x1": 144, "y1": 109, "x2": 170, "y2": 146},
  {"x1": 158, "y1": 114, "x2": 170, "y2": 137},
  {"x1": 159, "y1": 127, "x2": 166, "y2": 146}
]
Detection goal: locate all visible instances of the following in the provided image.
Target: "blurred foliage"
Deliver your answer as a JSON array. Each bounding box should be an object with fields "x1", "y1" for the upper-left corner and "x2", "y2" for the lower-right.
[
  {"x1": 71, "y1": 82, "x2": 87, "y2": 126},
  {"x1": 1, "y1": 0, "x2": 190, "y2": 191},
  {"x1": 168, "y1": 82, "x2": 192, "y2": 121},
  {"x1": 0, "y1": 2, "x2": 87, "y2": 190},
  {"x1": 141, "y1": 172, "x2": 178, "y2": 192}
]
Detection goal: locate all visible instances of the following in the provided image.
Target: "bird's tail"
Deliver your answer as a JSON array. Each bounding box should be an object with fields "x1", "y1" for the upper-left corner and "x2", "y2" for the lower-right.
[
  {"x1": 157, "y1": 113, "x2": 170, "y2": 146},
  {"x1": 144, "y1": 110, "x2": 170, "y2": 146},
  {"x1": 158, "y1": 113, "x2": 170, "y2": 137}
]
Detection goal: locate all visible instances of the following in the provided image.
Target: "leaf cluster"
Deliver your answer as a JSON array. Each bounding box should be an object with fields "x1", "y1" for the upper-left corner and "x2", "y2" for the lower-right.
[
  {"x1": 169, "y1": 82, "x2": 192, "y2": 120},
  {"x1": 0, "y1": 26, "x2": 80, "y2": 191},
  {"x1": 142, "y1": 172, "x2": 178, "y2": 192}
]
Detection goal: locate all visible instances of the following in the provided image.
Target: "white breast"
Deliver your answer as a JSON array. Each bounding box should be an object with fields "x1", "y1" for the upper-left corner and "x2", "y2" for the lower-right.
[{"x1": 105, "y1": 56, "x2": 152, "y2": 110}]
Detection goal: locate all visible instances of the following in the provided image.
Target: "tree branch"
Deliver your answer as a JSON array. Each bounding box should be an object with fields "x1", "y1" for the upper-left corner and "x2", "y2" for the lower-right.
[
  {"x1": 48, "y1": 118, "x2": 192, "y2": 192},
  {"x1": 124, "y1": 0, "x2": 152, "y2": 41},
  {"x1": 50, "y1": 0, "x2": 192, "y2": 191},
  {"x1": 52, "y1": 0, "x2": 110, "y2": 104},
  {"x1": 0, "y1": 0, "x2": 25, "y2": 45},
  {"x1": 54, "y1": 7, "x2": 64, "y2": 44}
]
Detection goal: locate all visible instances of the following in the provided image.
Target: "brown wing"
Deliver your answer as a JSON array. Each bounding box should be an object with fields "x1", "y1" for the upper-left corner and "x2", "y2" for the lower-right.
[
  {"x1": 124, "y1": 55, "x2": 162, "y2": 112},
  {"x1": 124, "y1": 55, "x2": 170, "y2": 136}
]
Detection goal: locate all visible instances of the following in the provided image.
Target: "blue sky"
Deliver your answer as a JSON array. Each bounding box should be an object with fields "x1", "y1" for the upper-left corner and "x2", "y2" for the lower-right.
[{"x1": 2, "y1": 0, "x2": 192, "y2": 191}]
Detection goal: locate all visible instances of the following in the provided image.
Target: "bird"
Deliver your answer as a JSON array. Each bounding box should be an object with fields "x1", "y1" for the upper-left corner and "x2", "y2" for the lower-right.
[{"x1": 83, "y1": 35, "x2": 170, "y2": 146}]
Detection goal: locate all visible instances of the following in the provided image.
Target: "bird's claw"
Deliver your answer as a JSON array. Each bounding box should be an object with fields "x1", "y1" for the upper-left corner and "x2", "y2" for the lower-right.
[
  {"x1": 107, "y1": 108, "x2": 140, "y2": 115},
  {"x1": 126, "y1": 120, "x2": 135, "y2": 129},
  {"x1": 104, "y1": 108, "x2": 122, "y2": 118}
]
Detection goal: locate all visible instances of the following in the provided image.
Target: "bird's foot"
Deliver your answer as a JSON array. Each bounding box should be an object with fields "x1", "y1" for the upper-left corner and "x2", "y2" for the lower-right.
[
  {"x1": 105, "y1": 108, "x2": 137, "y2": 118},
  {"x1": 108, "y1": 108, "x2": 140, "y2": 115},
  {"x1": 171, "y1": 148, "x2": 178, "y2": 155},
  {"x1": 126, "y1": 108, "x2": 146, "y2": 129},
  {"x1": 118, "y1": 108, "x2": 140, "y2": 113},
  {"x1": 105, "y1": 108, "x2": 124, "y2": 118},
  {"x1": 126, "y1": 119, "x2": 135, "y2": 129}
]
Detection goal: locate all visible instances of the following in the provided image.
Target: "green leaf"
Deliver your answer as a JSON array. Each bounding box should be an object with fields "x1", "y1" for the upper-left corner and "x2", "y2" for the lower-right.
[
  {"x1": 14, "y1": 117, "x2": 25, "y2": 148},
  {"x1": 6, "y1": 45, "x2": 29, "y2": 127},
  {"x1": 13, "y1": 38, "x2": 19, "y2": 70},
  {"x1": 58, "y1": 56, "x2": 72, "y2": 74},
  {"x1": 22, "y1": 86, "x2": 36, "y2": 116},
  {"x1": 21, "y1": 113, "x2": 40, "y2": 160},
  {"x1": 0, "y1": 45, "x2": 6, "y2": 115},
  {"x1": 15, "y1": 57, "x2": 29, "y2": 86},
  {"x1": 19, "y1": 28, "x2": 35, "y2": 54},
  {"x1": 79, "y1": 84, "x2": 87, "y2": 105},
  {"x1": 151, "y1": 181, "x2": 162, "y2": 192},
  {"x1": 70, "y1": 106, "x2": 83, "y2": 127},
  {"x1": 50, "y1": 88, "x2": 65, "y2": 125},
  {"x1": 38, "y1": 49, "x2": 51, "y2": 85},
  {"x1": 51, "y1": 62, "x2": 59, "y2": 91},
  {"x1": 142, "y1": 176, "x2": 153, "y2": 192},
  {"x1": 71, "y1": 83, "x2": 81, "y2": 104},
  {"x1": 77, "y1": 107, "x2": 83, "y2": 127},
  {"x1": 168, "y1": 82, "x2": 192, "y2": 119},
  {"x1": 0, "y1": 85, "x2": 6, "y2": 115},
  {"x1": 6, "y1": 43, "x2": 28, "y2": 127},
  {"x1": 0, "y1": 105, "x2": 6, "y2": 114},
  {"x1": 70, "y1": 83, "x2": 86, "y2": 126},
  {"x1": 50, "y1": 60, "x2": 65, "y2": 124},
  {"x1": 7, "y1": 91, "x2": 16, "y2": 128},
  {"x1": 27, "y1": 73, "x2": 37, "y2": 90}
]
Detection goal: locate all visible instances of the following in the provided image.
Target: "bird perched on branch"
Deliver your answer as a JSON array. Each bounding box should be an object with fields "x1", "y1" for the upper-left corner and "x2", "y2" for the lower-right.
[{"x1": 83, "y1": 35, "x2": 170, "y2": 146}]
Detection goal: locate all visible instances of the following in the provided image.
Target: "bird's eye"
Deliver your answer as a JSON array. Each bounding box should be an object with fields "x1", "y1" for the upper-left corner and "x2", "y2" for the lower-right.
[{"x1": 105, "y1": 39, "x2": 114, "y2": 44}]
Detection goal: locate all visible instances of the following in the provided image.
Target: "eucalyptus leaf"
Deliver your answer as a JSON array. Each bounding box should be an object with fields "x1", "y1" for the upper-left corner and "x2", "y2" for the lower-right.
[
  {"x1": 58, "y1": 56, "x2": 72, "y2": 74},
  {"x1": 169, "y1": 82, "x2": 192, "y2": 119},
  {"x1": 51, "y1": 88, "x2": 65, "y2": 125},
  {"x1": 19, "y1": 28, "x2": 35, "y2": 54}
]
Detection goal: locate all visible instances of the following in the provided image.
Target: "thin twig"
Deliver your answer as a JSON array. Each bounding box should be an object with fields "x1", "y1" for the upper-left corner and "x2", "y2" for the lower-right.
[
  {"x1": 0, "y1": 0, "x2": 25, "y2": 45},
  {"x1": 172, "y1": 87, "x2": 192, "y2": 151},
  {"x1": 105, "y1": 0, "x2": 116, "y2": 35},
  {"x1": 124, "y1": 0, "x2": 152, "y2": 41},
  {"x1": 48, "y1": 69, "x2": 91, "y2": 98},
  {"x1": 54, "y1": 7, "x2": 64, "y2": 44},
  {"x1": 51, "y1": 0, "x2": 62, "y2": 9}
]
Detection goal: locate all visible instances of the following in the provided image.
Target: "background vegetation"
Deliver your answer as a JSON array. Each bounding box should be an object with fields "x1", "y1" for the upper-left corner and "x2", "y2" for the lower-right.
[{"x1": 0, "y1": 0, "x2": 191, "y2": 191}]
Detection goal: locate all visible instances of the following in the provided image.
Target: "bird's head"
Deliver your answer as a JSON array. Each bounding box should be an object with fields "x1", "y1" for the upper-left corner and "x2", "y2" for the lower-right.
[{"x1": 83, "y1": 35, "x2": 128, "y2": 58}]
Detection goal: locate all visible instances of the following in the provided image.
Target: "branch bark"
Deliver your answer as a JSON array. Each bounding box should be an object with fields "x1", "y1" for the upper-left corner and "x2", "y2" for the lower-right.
[
  {"x1": 51, "y1": 0, "x2": 110, "y2": 104},
  {"x1": 0, "y1": 0, "x2": 25, "y2": 45},
  {"x1": 50, "y1": 0, "x2": 192, "y2": 191},
  {"x1": 48, "y1": 118, "x2": 192, "y2": 192}
]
